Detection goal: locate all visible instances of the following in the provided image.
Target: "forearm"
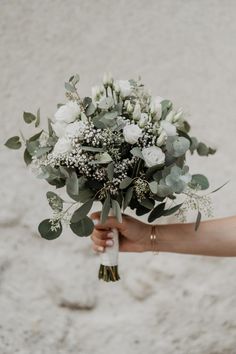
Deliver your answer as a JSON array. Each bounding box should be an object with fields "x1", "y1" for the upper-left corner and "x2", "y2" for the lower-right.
[{"x1": 154, "y1": 216, "x2": 236, "y2": 257}]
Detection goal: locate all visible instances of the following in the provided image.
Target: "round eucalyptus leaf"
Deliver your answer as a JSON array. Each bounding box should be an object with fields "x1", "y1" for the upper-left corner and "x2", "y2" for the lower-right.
[
  {"x1": 38, "y1": 219, "x2": 62, "y2": 240},
  {"x1": 190, "y1": 174, "x2": 209, "y2": 190},
  {"x1": 5, "y1": 136, "x2": 22, "y2": 150},
  {"x1": 70, "y1": 216, "x2": 94, "y2": 237}
]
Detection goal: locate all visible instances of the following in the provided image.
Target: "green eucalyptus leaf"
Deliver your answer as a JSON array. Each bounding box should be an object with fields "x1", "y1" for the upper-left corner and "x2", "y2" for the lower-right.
[
  {"x1": 163, "y1": 203, "x2": 183, "y2": 216},
  {"x1": 107, "y1": 162, "x2": 114, "y2": 181},
  {"x1": 81, "y1": 146, "x2": 104, "y2": 152},
  {"x1": 35, "y1": 108, "x2": 40, "y2": 127},
  {"x1": 148, "y1": 203, "x2": 166, "y2": 222},
  {"x1": 123, "y1": 186, "x2": 134, "y2": 210},
  {"x1": 24, "y1": 148, "x2": 32, "y2": 165},
  {"x1": 70, "y1": 216, "x2": 94, "y2": 237},
  {"x1": 173, "y1": 137, "x2": 190, "y2": 157},
  {"x1": 46, "y1": 191, "x2": 64, "y2": 212},
  {"x1": 112, "y1": 199, "x2": 122, "y2": 223},
  {"x1": 69, "y1": 73, "x2": 80, "y2": 85},
  {"x1": 28, "y1": 130, "x2": 43, "y2": 142},
  {"x1": 139, "y1": 198, "x2": 155, "y2": 210},
  {"x1": 100, "y1": 195, "x2": 111, "y2": 224},
  {"x1": 120, "y1": 177, "x2": 133, "y2": 189},
  {"x1": 195, "y1": 211, "x2": 202, "y2": 231},
  {"x1": 38, "y1": 219, "x2": 62, "y2": 240},
  {"x1": 65, "y1": 82, "x2": 76, "y2": 92},
  {"x1": 66, "y1": 172, "x2": 79, "y2": 197},
  {"x1": 136, "y1": 204, "x2": 150, "y2": 216},
  {"x1": 197, "y1": 142, "x2": 209, "y2": 156},
  {"x1": 48, "y1": 118, "x2": 54, "y2": 136},
  {"x1": 23, "y1": 111, "x2": 36, "y2": 124},
  {"x1": 98, "y1": 96, "x2": 114, "y2": 110},
  {"x1": 94, "y1": 152, "x2": 112, "y2": 164},
  {"x1": 130, "y1": 147, "x2": 143, "y2": 159},
  {"x1": 86, "y1": 102, "x2": 96, "y2": 116},
  {"x1": 71, "y1": 199, "x2": 94, "y2": 223},
  {"x1": 5, "y1": 136, "x2": 22, "y2": 149},
  {"x1": 191, "y1": 174, "x2": 209, "y2": 190}
]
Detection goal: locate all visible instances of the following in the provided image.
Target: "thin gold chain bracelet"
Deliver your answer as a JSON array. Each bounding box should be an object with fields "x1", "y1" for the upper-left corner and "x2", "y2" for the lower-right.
[{"x1": 150, "y1": 225, "x2": 159, "y2": 255}]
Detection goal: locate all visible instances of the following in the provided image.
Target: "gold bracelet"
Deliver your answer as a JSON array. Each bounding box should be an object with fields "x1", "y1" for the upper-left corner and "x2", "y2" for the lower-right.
[{"x1": 150, "y1": 225, "x2": 159, "y2": 255}]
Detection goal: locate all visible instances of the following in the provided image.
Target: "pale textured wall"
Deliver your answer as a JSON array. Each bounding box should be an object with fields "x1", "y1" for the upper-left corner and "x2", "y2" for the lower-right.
[{"x1": 0, "y1": 1, "x2": 236, "y2": 354}]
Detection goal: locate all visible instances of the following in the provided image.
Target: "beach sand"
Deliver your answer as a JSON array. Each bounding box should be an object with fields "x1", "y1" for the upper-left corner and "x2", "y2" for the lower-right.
[{"x1": 0, "y1": 1, "x2": 236, "y2": 353}]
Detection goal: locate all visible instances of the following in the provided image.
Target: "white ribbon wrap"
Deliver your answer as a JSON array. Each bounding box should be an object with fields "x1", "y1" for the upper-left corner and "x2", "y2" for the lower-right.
[{"x1": 100, "y1": 209, "x2": 119, "y2": 267}]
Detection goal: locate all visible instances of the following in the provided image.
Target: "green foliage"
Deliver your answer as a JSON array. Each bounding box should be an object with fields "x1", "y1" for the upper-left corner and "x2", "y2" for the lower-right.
[
  {"x1": 70, "y1": 216, "x2": 94, "y2": 237},
  {"x1": 107, "y1": 162, "x2": 114, "y2": 181},
  {"x1": 148, "y1": 203, "x2": 166, "y2": 222},
  {"x1": 66, "y1": 172, "x2": 79, "y2": 198},
  {"x1": 46, "y1": 191, "x2": 64, "y2": 212},
  {"x1": 123, "y1": 187, "x2": 134, "y2": 210},
  {"x1": 38, "y1": 219, "x2": 62, "y2": 240},
  {"x1": 190, "y1": 174, "x2": 209, "y2": 190},
  {"x1": 98, "y1": 97, "x2": 114, "y2": 109},
  {"x1": 119, "y1": 176, "x2": 133, "y2": 189},
  {"x1": 195, "y1": 211, "x2": 202, "y2": 231},
  {"x1": 112, "y1": 199, "x2": 122, "y2": 223},
  {"x1": 139, "y1": 198, "x2": 155, "y2": 210},
  {"x1": 24, "y1": 148, "x2": 32, "y2": 165},
  {"x1": 5, "y1": 136, "x2": 22, "y2": 149},
  {"x1": 71, "y1": 199, "x2": 94, "y2": 223},
  {"x1": 65, "y1": 82, "x2": 76, "y2": 92},
  {"x1": 35, "y1": 108, "x2": 40, "y2": 127},
  {"x1": 163, "y1": 203, "x2": 183, "y2": 216},
  {"x1": 23, "y1": 111, "x2": 36, "y2": 124},
  {"x1": 100, "y1": 194, "x2": 111, "y2": 224}
]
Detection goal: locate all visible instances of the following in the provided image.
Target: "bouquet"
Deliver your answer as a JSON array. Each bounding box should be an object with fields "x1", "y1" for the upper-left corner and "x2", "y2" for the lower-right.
[{"x1": 5, "y1": 73, "x2": 218, "y2": 282}]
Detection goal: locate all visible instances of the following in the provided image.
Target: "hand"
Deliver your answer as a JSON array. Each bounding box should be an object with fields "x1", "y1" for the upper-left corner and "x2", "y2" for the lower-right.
[{"x1": 90, "y1": 212, "x2": 152, "y2": 253}]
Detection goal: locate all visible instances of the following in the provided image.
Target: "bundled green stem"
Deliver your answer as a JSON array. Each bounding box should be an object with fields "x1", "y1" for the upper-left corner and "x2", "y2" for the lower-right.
[{"x1": 98, "y1": 264, "x2": 120, "y2": 282}]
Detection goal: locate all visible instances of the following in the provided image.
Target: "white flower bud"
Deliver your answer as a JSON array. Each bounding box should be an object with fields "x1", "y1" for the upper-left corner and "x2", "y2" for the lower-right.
[
  {"x1": 173, "y1": 110, "x2": 183, "y2": 122},
  {"x1": 138, "y1": 113, "x2": 148, "y2": 128},
  {"x1": 156, "y1": 130, "x2": 167, "y2": 147},
  {"x1": 165, "y1": 110, "x2": 175, "y2": 123},
  {"x1": 103, "y1": 72, "x2": 113, "y2": 86},
  {"x1": 133, "y1": 102, "x2": 141, "y2": 121},
  {"x1": 113, "y1": 81, "x2": 121, "y2": 93},
  {"x1": 160, "y1": 120, "x2": 177, "y2": 136},
  {"x1": 127, "y1": 101, "x2": 133, "y2": 113},
  {"x1": 91, "y1": 85, "x2": 101, "y2": 102}
]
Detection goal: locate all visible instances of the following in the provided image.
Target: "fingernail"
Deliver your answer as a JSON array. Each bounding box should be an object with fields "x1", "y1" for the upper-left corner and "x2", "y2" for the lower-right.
[
  {"x1": 93, "y1": 219, "x2": 100, "y2": 225},
  {"x1": 98, "y1": 246, "x2": 104, "y2": 252},
  {"x1": 106, "y1": 239, "x2": 114, "y2": 247},
  {"x1": 107, "y1": 232, "x2": 114, "y2": 238}
]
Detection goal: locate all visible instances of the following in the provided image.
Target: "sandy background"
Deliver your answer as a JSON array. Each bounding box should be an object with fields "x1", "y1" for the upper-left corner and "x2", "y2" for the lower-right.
[{"x1": 1, "y1": 1, "x2": 236, "y2": 353}]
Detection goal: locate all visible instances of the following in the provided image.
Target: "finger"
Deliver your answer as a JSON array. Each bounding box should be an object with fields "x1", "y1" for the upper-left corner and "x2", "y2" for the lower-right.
[
  {"x1": 91, "y1": 229, "x2": 113, "y2": 240},
  {"x1": 92, "y1": 243, "x2": 105, "y2": 253},
  {"x1": 93, "y1": 216, "x2": 123, "y2": 231},
  {"x1": 91, "y1": 234, "x2": 114, "y2": 248}
]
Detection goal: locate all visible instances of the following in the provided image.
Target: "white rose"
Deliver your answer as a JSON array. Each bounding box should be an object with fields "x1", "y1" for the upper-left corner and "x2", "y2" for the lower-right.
[
  {"x1": 116, "y1": 80, "x2": 132, "y2": 97},
  {"x1": 156, "y1": 130, "x2": 167, "y2": 147},
  {"x1": 142, "y1": 146, "x2": 165, "y2": 167},
  {"x1": 160, "y1": 120, "x2": 177, "y2": 136},
  {"x1": 123, "y1": 124, "x2": 142, "y2": 144},
  {"x1": 52, "y1": 121, "x2": 67, "y2": 138},
  {"x1": 53, "y1": 137, "x2": 72, "y2": 155},
  {"x1": 54, "y1": 101, "x2": 81, "y2": 124},
  {"x1": 65, "y1": 121, "x2": 86, "y2": 139}
]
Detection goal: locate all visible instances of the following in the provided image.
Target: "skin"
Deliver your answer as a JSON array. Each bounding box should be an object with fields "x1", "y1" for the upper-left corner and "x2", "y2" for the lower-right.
[{"x1": 90, "y1": 213, "x2": 236, "y2": 257}]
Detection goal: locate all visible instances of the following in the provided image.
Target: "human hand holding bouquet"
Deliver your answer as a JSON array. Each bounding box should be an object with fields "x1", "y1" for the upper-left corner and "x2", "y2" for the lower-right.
[{"x1": 5, "y1": 73, "x2": 218, "y2": 281}]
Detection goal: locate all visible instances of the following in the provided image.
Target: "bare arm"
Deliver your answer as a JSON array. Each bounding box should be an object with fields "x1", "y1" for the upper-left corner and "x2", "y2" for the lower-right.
[
  {"x1": 157, "y1": 216, "x2": 236, "y2": 257},
  {"x1": 90, "y1": 213, "x2": 236, "y2": 257}
]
